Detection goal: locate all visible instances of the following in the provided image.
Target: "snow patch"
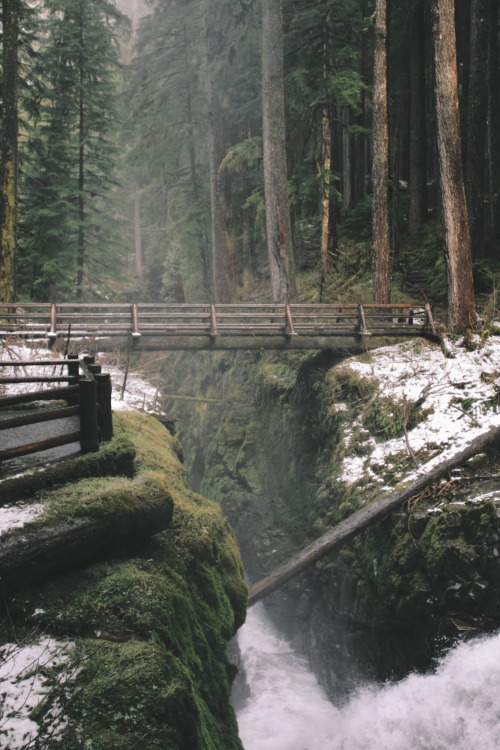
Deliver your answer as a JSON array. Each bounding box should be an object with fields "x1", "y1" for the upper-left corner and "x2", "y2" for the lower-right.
[
  {"x1": 0, "y1": 504, "x2": 45, "y2": 537},
  {"x1": 337, "y1": 337, "x2": 500, "y2": 487},
  {"x1": 0, "y1": 638, "x2": 73, "y2": 749}
]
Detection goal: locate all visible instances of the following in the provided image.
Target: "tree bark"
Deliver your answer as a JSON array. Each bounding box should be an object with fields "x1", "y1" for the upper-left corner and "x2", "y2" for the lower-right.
[
  {"x1": 432, "y1": 0, "x2": 476, "y2": 331},
  {"x1": 248, "y1": 424, "x2": 500, "y2": 606},
  {"x1": 261, "y1": 0, "x2": 296, "y2": 303},
  {"x1": 319, "y1": 110, "x2": 337, "y2": 301},
  {"x1": 342, "y1": 108, "x2": 353, "y2": 213},
  {"x1": 466, "y1": 0, "x2": 488, "y2": 257},
  {"x1": 487, "y1": 0, "x2": 500, "y2": 242},
  {"x1": 0, "y1": 0, "x2": 20, "y2": 304},
  {"x1": 134, "y1": 182, "x2": 144, "y2": 278},
  {"x1": 205, "y1": 7, "x2": 234, "y2": 303},
  {"x1": 372, "y1": 0, "x2": 391, "y2": 304},
  {"x1": 408, "y1": 0, "x2": 428, "y2": 234},
  {"x1": 76, "y1": 10, "x2": 85, "y2": 300}
]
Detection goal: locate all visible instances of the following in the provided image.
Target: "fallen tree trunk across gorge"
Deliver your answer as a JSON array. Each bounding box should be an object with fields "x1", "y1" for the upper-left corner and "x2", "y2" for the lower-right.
[{"x1": 248, "y1": 424, "x2": 500, "y2": 606}]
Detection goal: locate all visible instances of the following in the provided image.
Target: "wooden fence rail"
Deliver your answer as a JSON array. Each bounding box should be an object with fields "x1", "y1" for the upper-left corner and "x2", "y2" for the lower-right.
[
  {"x1": 0, "y1": 356, "x2": 112, "y2": 468},
  {"x1": 0, "y1": 302, "x2": 438, "y2": 350}
]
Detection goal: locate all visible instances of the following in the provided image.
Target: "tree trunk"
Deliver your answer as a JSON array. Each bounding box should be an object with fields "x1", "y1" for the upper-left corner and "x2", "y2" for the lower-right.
[
  {"x1": 466, "y1": 0, "x2": 488, "y2": 257},
  {"x1": 205, "y1": 7, "x2": 234, "y2": 303},
  {"x1": 0, "y1": 472, "x2": 174, "y2": 593},
  {"x1": 0, "y1": 0, "x2": 20, "y2": 304},
  {"x1": 248, "y1": 424, "x2": 500, "y2": 605},
  {"x1": 319, "y1": 109, "x2": 337, "y2": 301},
  {"x1": 261, "y1": 0, "x2": 296, "y2": 303},
  {"x1": 487, "y1": 0, "x2": 500, "y2": 243},
  {"x1": 408, "y1": 0, "x2": 428, "y2": 234},
  {"x1": 134, "y1": 183, "x2": 144, "y2": 278},
  {"x1": 353, "y1": 2, "x2": 369, "y2": 207},
  {"x1": 372, "y1": 0, "x2": 391, "y2": 303},
  {"x1": 183, "y1": 21, "x2": 210, "y2": 295},
  {"x1": 391, "y1": 124, "x2": 401, "y2": 269},
  {"x1": 432, "y1": 0, "x2": 476, "y2": 331},
  {"x1": 76, "y1": 17, "x2": 85, "y2": 300},
  {"x1": 342, "y1": 108, "x2": 353, "y2": 213}
]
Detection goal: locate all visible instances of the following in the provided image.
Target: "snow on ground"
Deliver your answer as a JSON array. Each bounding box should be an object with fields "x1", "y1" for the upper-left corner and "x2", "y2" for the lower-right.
[
  {"x1": 0, "y1": 638, "x2": 73, "y2": 749},
  {"x1": 337, "y1": 335, "x2": 500, "y2": 489}
]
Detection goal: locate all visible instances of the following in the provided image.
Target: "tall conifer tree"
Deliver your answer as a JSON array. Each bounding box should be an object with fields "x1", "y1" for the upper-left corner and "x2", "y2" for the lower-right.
[
  {"x1": 0, "y1": 0, "x2": 20, "y2": 303},
  {"x1": 18, "y1": 0, "x2": 125, "y2": 300}
]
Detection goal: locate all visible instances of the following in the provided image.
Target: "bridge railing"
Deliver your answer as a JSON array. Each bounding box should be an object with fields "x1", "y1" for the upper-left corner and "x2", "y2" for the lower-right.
[
  {"x1": 0, "y1": 356, "x2": 112, "y2": 469},
  {"x1": 0, "y1": 302, "x2": 436, "y2": 342}
]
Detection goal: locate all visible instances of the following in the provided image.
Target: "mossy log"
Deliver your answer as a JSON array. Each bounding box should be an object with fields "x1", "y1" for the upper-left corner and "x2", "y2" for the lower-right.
[
  {"x1": 248, "y1": 424, "x2": 500, "y2": 606},
  {"x1": 0, "y1": 473, "x2": 173, "y2": 593}
]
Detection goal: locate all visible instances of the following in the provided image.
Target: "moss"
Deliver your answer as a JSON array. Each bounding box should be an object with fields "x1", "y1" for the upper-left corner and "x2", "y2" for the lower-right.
[
  {"x1": 0, "y1": 434, "x2": 136, "y2": 504},
  {"x1": 1, "y1": 411, "x2": 247, "y2": 750}
]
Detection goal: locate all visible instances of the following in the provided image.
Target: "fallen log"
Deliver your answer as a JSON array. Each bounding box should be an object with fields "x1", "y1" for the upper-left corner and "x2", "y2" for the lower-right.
[
  {"x1": 248, "y1": 424, "x2": 500, "y2": 606},
  {"x1": 0, "y1": 471, "x2": 174, "y2": 593}
]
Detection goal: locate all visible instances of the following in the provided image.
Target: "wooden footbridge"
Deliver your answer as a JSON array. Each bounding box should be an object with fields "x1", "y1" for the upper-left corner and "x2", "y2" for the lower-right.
[{"x1": 0, "y1": 302, "x2": 438, "y2": 352}]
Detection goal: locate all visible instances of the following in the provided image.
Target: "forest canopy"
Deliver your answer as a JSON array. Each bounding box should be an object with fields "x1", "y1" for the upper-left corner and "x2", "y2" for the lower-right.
[{"x1": 0, "y1": 0, "x2": 498, "y2": 332}]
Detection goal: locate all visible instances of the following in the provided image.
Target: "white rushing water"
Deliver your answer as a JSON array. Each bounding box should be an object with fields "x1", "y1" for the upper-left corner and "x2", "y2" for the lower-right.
[{"x1": 235, "y1": 605, "x2": 500, "y2": 750}]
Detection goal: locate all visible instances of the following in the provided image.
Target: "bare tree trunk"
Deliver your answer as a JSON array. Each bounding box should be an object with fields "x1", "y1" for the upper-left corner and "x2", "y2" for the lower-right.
[
  {"x1": 392, "y1": 124, "x2": 401, "y2": 269},
  {"x1": 76, "y1": 19, "x2": 85, "y2": 301},
  {"x1": 372, "y1": 0, "x2": 391, "y2": 303},
  {"x1": 134, "y1": 183, "x2": 144, "y2": 278},
  {"x1": 354, "y1": 2, "x2": 369, "y2": 207},
  {"x1": 409, "y1": 0, "x2": 428, "y2": 234},
  {"x1": 248, "y1": 424, "x2": 500, "y2": 605},
  {"x1": 0, "y1": 0, "x2": 19, "y2": 303},
  {"x1": 342, "y1": 109, "x2": 353, "y2": 213},
  {"x1": 487, "y1": 0, "x2": 500, "y2": 242},
  {"x1": 319, "y1": 111, "x2": 335, "y2": 301},
  {"x1": 466, "y1": 0, "x2": 488, "y2": 257},
  {"x1": 205, "y1": 8, "x2": 233, "y2": 303},
  {"x1": 261, "y1": 0, "x2": 296, "y2": 303},
  {"x1": 183, "y1": 21, "x2": 210, "y2": 295},
  {"x1": 432, "y1": 0, "x2": 476, "y2": 331}
]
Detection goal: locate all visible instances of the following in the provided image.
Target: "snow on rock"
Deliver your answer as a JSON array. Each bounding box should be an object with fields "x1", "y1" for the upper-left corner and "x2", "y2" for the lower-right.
[
  {"x1": 337, "y1": 336, "x2": 500, "y2": 489},
  {"x1": 0, "y1": 638, "x2": 73, "y2": 749},
  {"x1": 0, "y1": 504, "x2": 45, "y2": 538}
]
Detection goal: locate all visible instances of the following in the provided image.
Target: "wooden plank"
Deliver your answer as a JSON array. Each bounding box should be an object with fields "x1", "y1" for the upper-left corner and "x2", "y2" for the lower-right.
[
  {"x1": 0, "y1": 431, "x2": 81, "y2": 462},
  {"x1": 0, "y1": 384, "x2": 79, "y2": 408},
  {"x1": 0, "y1": 406, "x2": 80, "y2": 431},
  {"x1": 0, "y1": 360, "x2": 74, "y2": 367},
  {"x1": 0, "y1": 376, "x2": 78, "y2": 384}
]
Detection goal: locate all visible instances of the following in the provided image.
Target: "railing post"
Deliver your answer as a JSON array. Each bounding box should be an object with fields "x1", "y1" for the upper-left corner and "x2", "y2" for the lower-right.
[
  {"x1": 210, "y1": 304, "x2": 218, "y2": 336},
  {"x1": 67, "y1": 353, "x2": 79, "y2": 379},
  {"x1": 48, "y1": 303, "x2": 58, "y2": 348},
  {"x1": 130, "y1": 302, "x2": 141, "y2": 341},
  {"x1": 357, "y1": 304, "x2": 369, "y2": 335},
  {"x1": 95, "y1": 373, "x2": 113, "y2": 441},
  {"x1": 79, "y1": 377, "x2": 99, "y2": 454},
  {"x1": 285, "y1": 304, "x2": 296, "y2": 335},
  {"x1": 425, "y1": 303, "x2": 437, "y2": 335}
]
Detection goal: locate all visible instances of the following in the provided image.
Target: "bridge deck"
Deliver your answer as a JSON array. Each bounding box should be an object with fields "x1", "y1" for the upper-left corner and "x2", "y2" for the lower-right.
[{"x1": 0, "y1": 302, "x2": 437, "y2": 351}]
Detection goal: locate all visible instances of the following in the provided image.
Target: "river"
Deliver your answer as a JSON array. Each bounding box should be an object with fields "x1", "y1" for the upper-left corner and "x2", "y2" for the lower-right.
[{"x1": 234, "y1": 604, "x2": 500, "y2": 750}]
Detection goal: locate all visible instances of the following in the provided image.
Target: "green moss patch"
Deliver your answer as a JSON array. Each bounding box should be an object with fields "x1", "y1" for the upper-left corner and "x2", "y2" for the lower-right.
[{"x1": 1, "y1": 411, "x2": 247, "y2": 750}]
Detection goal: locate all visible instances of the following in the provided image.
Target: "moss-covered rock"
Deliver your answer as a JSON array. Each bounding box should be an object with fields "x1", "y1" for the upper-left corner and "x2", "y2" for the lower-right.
[{"x1": 0, "y1": 412, "x2": 247, "y2": 749}]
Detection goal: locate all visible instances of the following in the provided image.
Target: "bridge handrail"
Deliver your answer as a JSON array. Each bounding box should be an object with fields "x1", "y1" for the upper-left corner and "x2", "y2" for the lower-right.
[{"x1": 0, "y1": 301, "x2": 436, "y2": 342}]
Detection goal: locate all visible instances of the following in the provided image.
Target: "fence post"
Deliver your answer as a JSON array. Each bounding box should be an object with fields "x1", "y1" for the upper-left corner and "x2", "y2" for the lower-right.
[
  {"x1": 48, "y1": 303, "x2": 58, "y2": 348},
  {"x1": 79, "y1": 378, "x2": 99, "y2": 454},
  {"x1": 67, "y1": 353, "x2": 79, "y2": 378},
  {"x1": 357, "y1": 304, "x2": 369, "y2": 335},
  {"x1": 95, "y1": 373, "x2": 113, "y2": 441}
]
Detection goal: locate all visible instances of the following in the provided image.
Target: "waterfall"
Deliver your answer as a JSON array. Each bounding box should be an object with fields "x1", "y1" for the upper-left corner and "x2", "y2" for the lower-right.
[{"x1": 234, "y1": 604, "x2": 500, "y2": 750}]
